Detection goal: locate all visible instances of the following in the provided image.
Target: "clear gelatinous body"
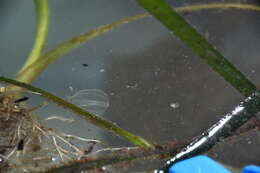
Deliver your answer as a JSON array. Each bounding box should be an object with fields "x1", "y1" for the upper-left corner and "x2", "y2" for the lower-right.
[{"x1": 67, "y1": 89, "x2": 109, "y2": 115}]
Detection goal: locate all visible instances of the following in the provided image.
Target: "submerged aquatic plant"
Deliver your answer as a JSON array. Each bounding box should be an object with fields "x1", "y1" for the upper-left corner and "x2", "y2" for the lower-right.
[
  {"x1": 0, "y1": 90, "x2": 101, "y2": 172},
  {"x1": 1, "y1": 1, "x2": 260, "y2": 172}
]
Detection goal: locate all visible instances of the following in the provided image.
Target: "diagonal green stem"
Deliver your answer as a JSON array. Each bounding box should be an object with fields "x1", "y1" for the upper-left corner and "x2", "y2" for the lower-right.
[
  {"x1": 16, "y1": 3, "x2": 260, "y2": 90},
  {"x1": 136, "y1": 0, "x2": 256, "y2": 97},
  {"x1": 0, "y1": 76, "x2": 155, "y2": 149},
  {"x1": 176, "y1": 3, "x2": 260, "y2": 12},
  {"x1": 18, "y1": 0, "x2": 49, "y2": 73},
  {"x1": 15, "y1": 14, "x2": 148, "y2": 84}
]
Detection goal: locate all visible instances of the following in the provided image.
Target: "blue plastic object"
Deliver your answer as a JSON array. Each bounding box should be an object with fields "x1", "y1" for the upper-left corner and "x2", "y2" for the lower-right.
[
  {"x1": 243, "y1": 165, "x2": 260, "y2": 173},
  {"x1": 169, "y1": 155, "x2": 231, "y2": 173}
]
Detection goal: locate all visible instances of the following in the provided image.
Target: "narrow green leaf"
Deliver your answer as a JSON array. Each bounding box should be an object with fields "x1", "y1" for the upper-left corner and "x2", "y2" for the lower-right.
[
  {"x1": 0, "y1": 76, "x2": 155, "y2": 149},
  {"x1": 15, "y1": 14, "x2": 148, "y2": 84},
  {"x1": 16, "y1": 3, "x2": 260, "y2": 95},
  {"x1": 18, "y1": 0, "x2": 49, "y2": 73},
  {"x1": 136, "y1": 0, "x2": 256, "y2": 96},
  {"x1": 176, "y1": 3, "x2": 260, "y2": 12}
]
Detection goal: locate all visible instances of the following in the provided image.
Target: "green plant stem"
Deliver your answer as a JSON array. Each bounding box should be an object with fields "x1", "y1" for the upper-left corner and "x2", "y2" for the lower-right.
[
  {"x1": 16, "y1": 3, "x2": 260, "y2": 93},
  {"x1": 0, "y1": 76, "x2": 155, "y2": 149},
  {"x1": 19, "y1": 0, "x2": 49, "y2": 73},
  {"x1": 138, "y1": 0, "x2": 257, "y2": 96},
  {"x1": 15, "y1": 14, "x2": 148, "y2": 84},
  {"x1": 176, "y1": 3, "x2": 260, "y2": 12},
  {"x1": 17, "y1": 1, "x2": 260, "y2": 95},
  {"x1": 5, "y1": 1, "x2": 260, "y2": 153}
]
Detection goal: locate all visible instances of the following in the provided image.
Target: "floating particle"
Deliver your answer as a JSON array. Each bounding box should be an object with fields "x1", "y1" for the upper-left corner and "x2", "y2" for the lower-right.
[
  {"x1": 170, "y1": 102, "x2": 180, "y2": 109},
  {"x1": 0, "y1": 86, "x2": 6, "y2": 93},
  {"x1": 82, "y1": 63, "x2": 88, "y2": 67},
  {"x1": 17, "y1": 139, "x2": 24, "y2": 151},
  {"x1": 67, "y1": 89, "x2": 109, "y2": 115},
  {"x1": 0, "y1": 155, "x2": 4, "y2": 163},
  {"x1": 14, "y1": 96, "x2": 29, "y2": 103},
  {"x1": 100, "y1": 69, "x2": 105, "y2": 73},
  {"x1": 68, "y1": 86, "x2": 74, "y2": 92},
  {"x1": 125, "y1": 84, "x2": 138, "y2": 89}
]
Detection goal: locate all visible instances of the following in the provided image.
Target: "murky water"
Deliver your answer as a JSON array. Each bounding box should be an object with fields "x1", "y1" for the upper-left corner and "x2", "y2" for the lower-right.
[{"x1": 1, "y1": 0, "x2": 260, "y2": 172}]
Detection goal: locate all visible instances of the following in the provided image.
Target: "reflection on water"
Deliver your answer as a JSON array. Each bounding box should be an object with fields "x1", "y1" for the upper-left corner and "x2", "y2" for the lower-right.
[{"x1": 67, "y1": 89, "x2": 109, "y2": 115}]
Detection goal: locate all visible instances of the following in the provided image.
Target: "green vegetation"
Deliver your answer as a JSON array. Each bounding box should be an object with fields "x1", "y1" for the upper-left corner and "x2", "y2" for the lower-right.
[{"x1": 1, "y1": 1, "x2": 259, "y2": 172}]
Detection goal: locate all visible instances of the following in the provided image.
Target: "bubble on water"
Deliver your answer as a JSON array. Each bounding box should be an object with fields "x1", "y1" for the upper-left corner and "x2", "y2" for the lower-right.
[
  {"x1": 170, "y1": 102, "x2": 180, "y2": 109},
  {"x1": 67, "y1": 89, "x2": 109, "y2": 115},
  {"x1": 0, "y1": 155, "x2": 4, "y2": 163},
  {"x1": 68, "y1": 86, "x2": 74, "y2": 92},
  {"x1": 246, "y1": 138, "x2": 252, "y2": 144},
  {"x1": 51, "y1": 157, "x2": 58, "y2": 163},
  {"x1": 125, "y1": 83, "x2": 138, "y2": 89}
]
